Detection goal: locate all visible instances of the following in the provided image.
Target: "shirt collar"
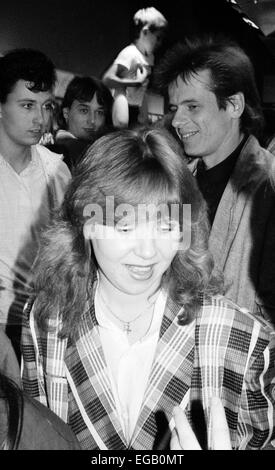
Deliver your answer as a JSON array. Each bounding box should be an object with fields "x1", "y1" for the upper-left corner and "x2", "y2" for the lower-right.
[
  {"x1": 0, "y1": 145, "x2": 39, "y2": 169},
  {"x1": 94, "y1": 283, "x2": 167, "y2": 339},
  {"x1": 196, "y1": 136, "x2": 248, "y2": 184}
]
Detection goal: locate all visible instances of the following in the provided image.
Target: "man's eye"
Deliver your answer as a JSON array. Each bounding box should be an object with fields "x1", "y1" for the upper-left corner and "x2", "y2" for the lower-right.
[
  {"x1": 22, "y1": 103, "x2": 33, "y2": 109},
  {"x1": 79, "y1": 108, "x2": 88, "y2": 114},
  {"x1": 188, "y1": 105, "x2": 198, "y2": 111}
]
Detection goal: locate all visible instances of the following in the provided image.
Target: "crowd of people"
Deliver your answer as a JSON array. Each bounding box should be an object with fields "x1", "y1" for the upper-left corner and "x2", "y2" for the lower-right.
[{"x1": 0, "y1": 6, "x2": 275, "y2": 451}]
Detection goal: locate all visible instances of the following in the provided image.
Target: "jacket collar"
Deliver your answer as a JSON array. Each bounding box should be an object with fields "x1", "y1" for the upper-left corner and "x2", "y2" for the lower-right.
[
  {"x1": 207, "y1": 135, "x2": 271, "y2": 268},
  {"x1": 131, "y1": 296, "x2": 195, "y2": 449},
  {"x1": 189, "y1": 135, "x2": 271, "y2": 193},
  {"x1": 229, "y1": 135, "x2": 271, "y2": 192},
  {"x1": 64, "y1": 294, "x2": 196, "y2": 450}
]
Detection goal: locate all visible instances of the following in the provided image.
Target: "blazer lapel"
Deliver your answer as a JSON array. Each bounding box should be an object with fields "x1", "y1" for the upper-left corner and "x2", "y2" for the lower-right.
[
  {"x1": 64, "y1": 301, "x2": 127, "y2": 450},
  {"x1": 209, "y1": 135, "x2": 265, "y2": 270},
  {"x1": 209, "y1": 180, "x2": 248, "y2": 270},
  {"x1": 131, "y1": 297, "x2": 195, "y2": 450}
]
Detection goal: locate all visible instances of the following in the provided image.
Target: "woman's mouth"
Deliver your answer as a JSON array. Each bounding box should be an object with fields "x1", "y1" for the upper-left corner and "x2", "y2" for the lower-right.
[{"x1": 126, "y1": 264, "x2": 154, "y2": 280}]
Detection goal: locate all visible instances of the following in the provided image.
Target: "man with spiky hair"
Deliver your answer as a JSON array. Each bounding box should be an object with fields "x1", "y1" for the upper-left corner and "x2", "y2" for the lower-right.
[{"x1": 154, "y1": 36, "x2": 275, "y2": 324}]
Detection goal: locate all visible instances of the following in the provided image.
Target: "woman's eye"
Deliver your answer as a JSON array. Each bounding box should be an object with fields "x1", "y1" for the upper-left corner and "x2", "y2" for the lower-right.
[
  {"x1": 115, "y1": 224, "x2": 133, "y2": 233},
  {"x1": 95, "y1": 109, "x2": 105, "y2": 117},
  {"x1": 160, "y1": 225, "x2": 171, "y2": 232},
  {"x1": 159, "y1": 221, "x2": 179, "y2": 232}
]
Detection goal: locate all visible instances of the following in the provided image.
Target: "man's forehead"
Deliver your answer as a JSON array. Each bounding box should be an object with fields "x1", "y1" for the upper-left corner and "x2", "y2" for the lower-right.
[
  {"x1": 9, "y1": 79, "x2": 53, "y2": 100},
  {"x1": 168, "y1": 70, "x2": 212, "y2": 100}
]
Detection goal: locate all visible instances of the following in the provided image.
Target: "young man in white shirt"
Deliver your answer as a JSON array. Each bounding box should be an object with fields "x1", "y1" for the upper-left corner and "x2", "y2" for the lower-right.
[{"x1": 0, "y1": 48, "x2": 71, "y2": 359}]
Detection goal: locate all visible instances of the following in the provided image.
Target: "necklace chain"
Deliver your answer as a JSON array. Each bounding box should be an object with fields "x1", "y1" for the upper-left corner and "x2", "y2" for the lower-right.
[{"x1": 99, "y1": 291, "x2": 154, "y2": 334}]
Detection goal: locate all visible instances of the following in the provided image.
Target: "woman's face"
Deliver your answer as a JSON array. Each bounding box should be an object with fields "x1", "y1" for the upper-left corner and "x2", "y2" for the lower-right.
[
  {"x1": 89, "y1": 206, "x2": 181, "y2": 297},
  {"x1": 63, "y1": 93, "x2": 106, "y2": 140}
]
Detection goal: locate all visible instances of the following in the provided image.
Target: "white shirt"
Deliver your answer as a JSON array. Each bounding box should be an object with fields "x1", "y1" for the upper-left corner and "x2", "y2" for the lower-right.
[
  {"x1": 113, "y1": 43, "x2": 154, "y2": 107},
  {"x1": 0, "y1": 147, "x2": 59, "y2": 323},
  {"x1": 95, "y1": 287, "x2": 167, "y2": 445},
  {"x1": 55, "y1": 129, "x2": 76, "y2": 141}
]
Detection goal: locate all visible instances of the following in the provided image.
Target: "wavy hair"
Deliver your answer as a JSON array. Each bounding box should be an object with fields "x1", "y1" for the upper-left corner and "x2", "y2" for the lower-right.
[{"x1": 33, "y1": 127, "x2": 222, "y2": 339}]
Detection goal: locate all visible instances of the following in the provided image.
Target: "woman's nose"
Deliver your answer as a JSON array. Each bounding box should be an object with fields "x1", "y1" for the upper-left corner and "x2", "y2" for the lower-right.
[{"x1": 133, "y1": 234, "x2": 157, "y2": 259}]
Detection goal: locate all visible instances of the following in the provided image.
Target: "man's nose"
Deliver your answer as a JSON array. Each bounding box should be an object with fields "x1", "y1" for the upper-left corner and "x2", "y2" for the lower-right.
[
  {"x1": 172, "y1": 108, "x2": 190, "y2": 129},
  {"x1": 33, "y1": 106, "x2": 44, "y2": 124}
]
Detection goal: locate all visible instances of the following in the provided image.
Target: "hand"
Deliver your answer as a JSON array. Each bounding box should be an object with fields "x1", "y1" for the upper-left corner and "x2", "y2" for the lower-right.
[
  {"x1": 134, "y1": 64, "x2": 149, "y2": 84},
  {"x1": 170, "y1": 397, "x2": 232, "y2": 450}
]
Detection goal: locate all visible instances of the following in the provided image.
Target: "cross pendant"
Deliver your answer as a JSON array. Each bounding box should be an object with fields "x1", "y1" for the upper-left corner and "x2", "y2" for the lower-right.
[{"x1": 123, "y1": 322, "x2": 131, "y2": 334}]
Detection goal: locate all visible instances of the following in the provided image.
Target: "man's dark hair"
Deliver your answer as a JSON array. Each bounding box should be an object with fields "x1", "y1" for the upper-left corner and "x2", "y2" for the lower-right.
[
  {"x1": 61, "y1": 76, "x2": 114, "y2": 127},
  {"x1": 0, "y1": 48, "x2": 56, "y2": 103},
  {"x1": 154, "y1": 36, "x2": 264, "y2": 137}
]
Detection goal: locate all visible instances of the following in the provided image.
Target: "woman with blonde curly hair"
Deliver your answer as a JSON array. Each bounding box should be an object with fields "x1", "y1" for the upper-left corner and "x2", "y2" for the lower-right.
[{"x1": 21, "y1": 127, "x2": 275, "y2": 450}]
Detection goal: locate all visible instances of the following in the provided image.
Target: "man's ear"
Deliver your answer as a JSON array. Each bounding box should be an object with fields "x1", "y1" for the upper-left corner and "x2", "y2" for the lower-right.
[
  {"x1": 62, "y1": 107, "x2": 69, "y2": 122},
  {"x1": 227, "y1": 92, "x2": 245, "y2": 118}
]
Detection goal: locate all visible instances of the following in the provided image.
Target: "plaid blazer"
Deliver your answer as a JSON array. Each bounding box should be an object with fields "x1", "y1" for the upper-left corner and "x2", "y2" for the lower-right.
[{"x1": 21, "y1": 293, "x2": 275, "y2": 450}]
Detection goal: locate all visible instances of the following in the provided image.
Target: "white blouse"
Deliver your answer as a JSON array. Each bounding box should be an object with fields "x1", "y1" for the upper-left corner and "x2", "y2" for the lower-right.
[{"x1": 94, "y1": 287, "x2": 167, "y2": 445}]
